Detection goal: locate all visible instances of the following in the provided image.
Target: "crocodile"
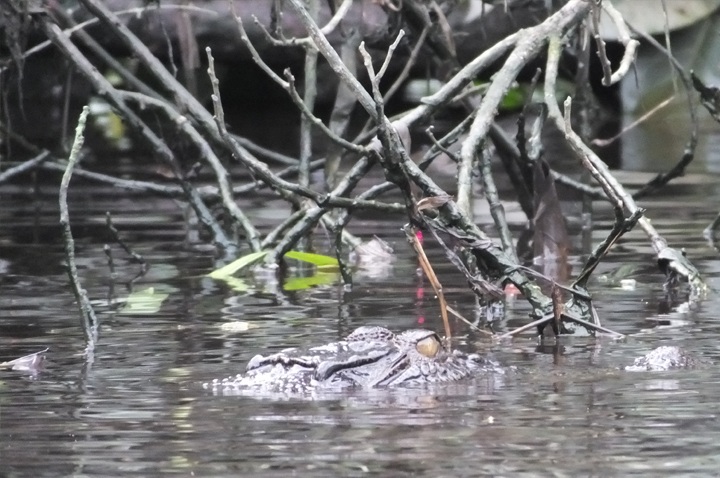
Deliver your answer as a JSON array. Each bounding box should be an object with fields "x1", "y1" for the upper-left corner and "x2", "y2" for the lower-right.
[
  {"x1": 204, "y1": 327, "x2": 704, "y2": 398},
  {"x1": 205, "y1": 326, "x2": 502, "y2": 396}
]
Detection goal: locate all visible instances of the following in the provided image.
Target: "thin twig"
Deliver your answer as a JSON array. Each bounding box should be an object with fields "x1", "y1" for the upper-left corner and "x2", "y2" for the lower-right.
[
  {"x1": 59, "y1": 106, "x2": 98, "y2": 352},
  {"x1": 49, "y1": 5, "x2": 163, "y2": 101},
  {"x1": 497, "y1": 314, "x2": 553, "y2": 339},
  {"x1": 377, "y1": 30, "x2": 406, "y2": 83},
  {"x1": 590, "y1": 1, "x2": 612, "y2": 86},
  {"x1": 445, "y1": 305, "x2": 493, "y2": 335},
  {"x1": 0, "y1": 151, "x2": 50, "y2": 184},
  {"x1": 591, "y1": 95, "x2": 674, "y2": 147},
  {"x1": 425, "y1": 126, "x2": 460, "y2": 163},
  {"x1": 600, "y1": 0, "x2": 640, "y2": 85},
  {"x1": 299, "y1": 0, "x2": 320, "y2": 189},
  {"x1": 544, "y1": 34, "x2": 705, "y2": 291},
  {"x1": 383, "y1": 26, "x2": 429, "y2": 105},
  {"x1": 573, "y1": 209, "x2": 644, "y2": 290},
  {"x1": 42, "y1": 19, "x2": 233, "y2": 249},
  {"x1": 106, "y1": 212, "x2": 147, "y2": 267},
  {"x1": 479, "y1": 145, "x2": 517, "y2": 261},
  {"x1": 19, "y1": 5, "x2": 219, "y2": 63},
  {"x1": 456, "y1": 0, "x2": 590, "y2": 215},
  {"x1": 406, "y1": 227, "x2": 452, "y2": 341},
  {"x1": 489, "y1": 124, "x2": 534, "y2": 218},
  {"x1": 628, "y1": 26, "x2": 698, "y2": 200},
  {"x1": 515, "y1": 67, "x2": 542, "y2": 166},
  {"x1": 121, "y1": 88, "x2": 262, "y2": 251}
]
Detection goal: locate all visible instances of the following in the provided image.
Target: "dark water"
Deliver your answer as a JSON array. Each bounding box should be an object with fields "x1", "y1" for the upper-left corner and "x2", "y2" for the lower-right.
[{"x1": 2, "y1": 166, "x2": 720, "y2": 477}]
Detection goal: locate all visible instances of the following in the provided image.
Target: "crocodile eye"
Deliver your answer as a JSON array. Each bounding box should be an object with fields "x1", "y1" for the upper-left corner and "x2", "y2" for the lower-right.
[{"x1": 416, "y1": 335, "x2": 440, "y2": 358}]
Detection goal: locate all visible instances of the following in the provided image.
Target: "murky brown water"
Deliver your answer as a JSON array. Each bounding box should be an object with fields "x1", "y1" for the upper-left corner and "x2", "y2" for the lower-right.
[{"x1": 2, "y1": 155, "x2": 720, "y2": 477}]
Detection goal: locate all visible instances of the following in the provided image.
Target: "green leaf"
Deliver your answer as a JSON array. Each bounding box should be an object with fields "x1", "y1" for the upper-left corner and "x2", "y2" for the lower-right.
[
  {"x1": 284, "y1": 251, "x2": 339, "y2": 269},
  {"x1": 120, "y1": 287, "x2": 170, "y2": 315},
  {"x1": 499, "y1": 87, "x2": 526, "y2": 111},
  {"x1": 219, "y1": 276, "x2": 250, "y2": 292},
  {"x1": 208, "y1": 250, "x2": 269, "y2": 279},
  {"x1": 283, "y1": 272, "x2": 339, "y2": 291}
]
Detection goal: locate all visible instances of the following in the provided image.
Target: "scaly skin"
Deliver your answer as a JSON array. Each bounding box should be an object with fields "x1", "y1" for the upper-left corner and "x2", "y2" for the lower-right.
[{"x1": 205, "y1": 326, "x2": 500, "y2": 396}]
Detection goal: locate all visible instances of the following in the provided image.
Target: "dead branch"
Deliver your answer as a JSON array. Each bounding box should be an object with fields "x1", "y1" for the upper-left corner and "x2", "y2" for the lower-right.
[
  {"x1": 42, "y1": 19, "x2": 233, "y2": 249},
  {"x1": 544, "y1": 34, "x2": 705, "y2": 293},
  {"x1": 59, "y1": 106, "x2": 98, "y2": 353}
]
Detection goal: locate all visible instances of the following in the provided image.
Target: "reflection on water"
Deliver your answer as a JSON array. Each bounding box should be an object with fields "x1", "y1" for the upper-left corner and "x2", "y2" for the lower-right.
[{"x1": 2, "y1": 169, "x2": 720, "y2": 476}]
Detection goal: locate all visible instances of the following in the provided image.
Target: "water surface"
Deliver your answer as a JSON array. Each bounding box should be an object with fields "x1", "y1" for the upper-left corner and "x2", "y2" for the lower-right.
[{"x1": 2, "y1": 164, "x2": 720, "y2": 477}]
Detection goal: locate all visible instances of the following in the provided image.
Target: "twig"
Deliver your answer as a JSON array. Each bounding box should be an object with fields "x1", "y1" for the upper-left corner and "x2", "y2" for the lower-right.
[
  {"x1": 488, "y1": 124, "x2": 534, "y2": 218},
  {"x1": 0, "y1": 151, "x2": 50, "y2": 185},
  {"x1": 334, "y1": 223, "x2": 353, "y2": 288},
  {"x1": 231, "y1": 7, "x2": 367, "y2": 157},
  {"x1": 266, "y1": 154, "x2": 378, "y2": 263},
  {"x1": 562, "y1": 312, "x2": 624, "y2": 337},
  {"x1": 445, "y1": 305, "x2": 493, "y2": 335},
  {"x1": 286, "y1": 0, "x2": 377, "y2": 117},
  {"x1": 590, "y1": 1, "x2": 612, "y2": 86},
  {"x1": 515, "y1": 67, "x2": 542, "y2": 166},
  {"x1": 497, "y1": 314, "x2": 553, "y2": 339},
  {"x1": 550, "y1": 170, "x2": 604, "y2": 198},
  {"x1": 232, "y1": 136, "x2": 298, "y2": 166},
  {"x1": 206, "y1": 65, "x2": 314, "y2": 206},
  {"x1": 562, "y1": 98, "x2": 624, "y2": 208},
  {"x1": 283, "y1": 70, "x2": 367, "y2": 154},
  {"x1": 573, "y1": 209, "x2": 644, "y2": 290},
  {"x1": 76, "y1": 0, "x2": 226, "y2": 143},
  {"x1": 299, "y1": 0, "x2": 320, "y2": 189},
  {"x1": 59, "y1": 106, "x2": 98, "y2": 352},
  {"x1": 262, "y1": 209, "x2": 305, "y2": 249},
  {"x1": 42, "y1": 19, "x2": 233, "y2": 249},
  {"x1": 382, "y1": 26, "x2": 429, "y2": 105},
  {"x1": 358, "y1": 37, "x2": 418, "y2": 224},
  {"x1": 591, "y1": 96, "x2": 674, "y2": 148},
  {"x1": 104, "y1": 244, "x2": 116, "y2": 278},
  {"x1": 422, "y1": 218, "x2": 505, "y2": 300},
  {"x1": 544, "y1": 34, "x2": 705, "y2": 291},
  {"x1": 479, "y1": 145, "x2": 517, "y2": 261},
  {"x1": 628, "y1": 27, "x2": 698, "y2": 200},
  {"x1": 377, "y1": 31, "x2": 406, "y2": 83},
  {"x1": 326, "y1": 30, "x2": 363, "y2": 192},
  {"x1": 106, "y1": 212, "x2": 147, "y2": 267},
  {"x1": 19, "y1": 5, "x2": 219, "y2": 63},
  {"x1": 456, "y1": 0, "x2": 590, "y2": 215},
  {"x1": 121, "y1": 88, "x2": 262, "y2": 251},
  {"x1": 255, "y1": 0, "x2": 354, "y2": 47},
  {"x1": 704, "y1": 213, "x2": 720, "y2": 239},
  {"x1": 406, "y1": 227, "x2": 452, "y2": 341},
  {"x1": 49, "y1": 5, "x2": 163, "y2": 101},
  {"x1": 660, "y1": 0, "x2": 678, "y2": 91},
  {"x1": 40, "y1": 162, "x2": 194, "y2": 197},
  {"x1": 599, "y1": 0, "x2": 640, "y2": 86},
  {"x1": 420, "y1": 112, "x2": 477, "y2": 169},
  {"x1": 425, "y1": 126, "x2": 460, "y2": 163}
]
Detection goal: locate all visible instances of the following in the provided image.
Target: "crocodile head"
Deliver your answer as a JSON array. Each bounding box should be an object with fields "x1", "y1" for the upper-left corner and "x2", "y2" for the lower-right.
[{"x1": 206, "y1": 326, "x2": 496, "y2": 396}]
